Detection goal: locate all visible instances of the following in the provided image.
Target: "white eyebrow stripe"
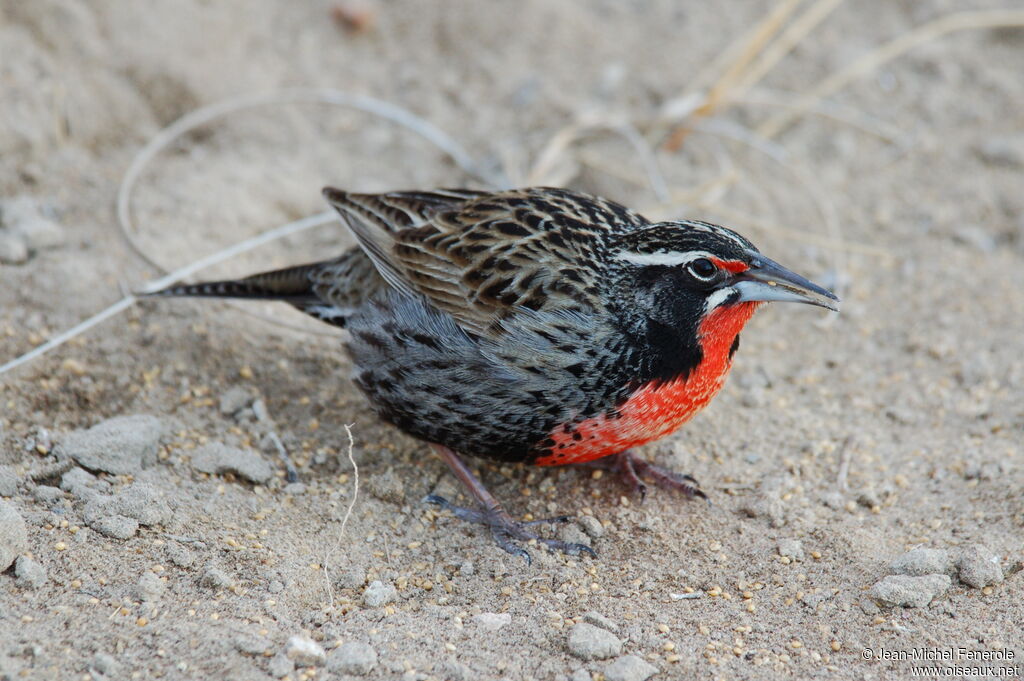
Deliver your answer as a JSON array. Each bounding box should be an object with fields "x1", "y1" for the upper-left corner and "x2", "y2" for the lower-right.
[{"x1": 614, "y1": 249, "x2": 718, "y2": 267}]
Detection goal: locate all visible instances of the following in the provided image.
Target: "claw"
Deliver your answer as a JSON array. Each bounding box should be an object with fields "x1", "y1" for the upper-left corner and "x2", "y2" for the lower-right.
[
  {"x1": 592, "y1": 450, "x2": 708, "y2": 501},
  {"x1": 423, "y1": 494, "x2": 596, "y2": 562}
]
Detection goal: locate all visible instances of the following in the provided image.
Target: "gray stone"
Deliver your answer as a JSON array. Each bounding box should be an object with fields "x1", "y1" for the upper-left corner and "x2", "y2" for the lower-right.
[
  {"x1": 165, "y1": 543, "x2": 194, "y2": 568},
  {"x1": 868, "y1": 574, "x2": 951, "y2": 608},
  {"x1": 890, "y1": 548, "x2": 954, "y2": 576},
  {"x1": 367, "y1": 468, "x2": 405, "y2": 503},
  {"x1": 268, "y1": 652, "x2": 294, "y2": 678},
  {"x1": 975, "y1": 135, "x2": 1024, "y2": 168},
  {"x1": 583, "y1": 611, "x2": 618, "y2": 633},
  {"x1": 201, "y1": 564, "x2": 234, "y2": 590},
  {"x1": 191, "y1": 443, "x2": 274, "y2": 485},
  {"x1": 327, "y1": 641, "x2": 378, "y2": 675},
  {"x1": 1, "y1": 196, "x2": 65, "y2": 250},
  {"x1": 778, "y1": 538, "x2": 804, "y2": 562},
  {"x1": 436, "y1": 660, "x2": 471, "y2": 681},
  {"x1": 0, "y1": 231, "x2": 28, "y2": 264},
  {"x1": 568, "y1": 622, "x2": 623, "y2": 660},
  {"x1": 957, "y1": 545, "x2": 1004, "y2": 589},
  {"x1": 218, "y1": 387, "x2": 251, "y2": 415},
  {"x1": 286, "y1": 636, "x2": 326, "y2": 666},
  {"x1": 578, "y1": 515, "x2": 605, "y2": 538},
  {"x1": 61, "y1": 415, "x2": 166, "y2": 475},
  {"x1": 0, "y1": 500, "x2": 28, "y2": 571},
  {"x1": 89, "y1": 514, "x2": 138, "y2": 540},
  {"x1": 570, "y1": 669, "x2": 592, "y2": 681},
  {"x1": 473, "y1": 612, "x2": 511, "y2": 631},
  {"x1": 0, "y1": 465, "x2": 19, "y2": 497},
  {"x1": 14, "y1": 556, "x2": 47, "y2": 588},
  {"x1": 85, "y1": 482, "x2": 171, "y2": 527},
  {"x1": 91, "y1": 652, "x2": 119, "y2": 676},
  {"x1": 31, "y1": 485, "x2": 63, "y2": 506},
  {"x1": 59, "y1": 467, "x2": 98, "y2": 498},
  {"x1": 234, "y1": 635, "x2": 271, "y2": 656},
  {"x1": 604, "y1": 655, "x2": 658, "y2": 681},
  {"x1": 134, "y1": 572, "x2": 165, "y2": 601},
  {"x1": 362, "y1": 580, "x2": 397, "y2": 607}
]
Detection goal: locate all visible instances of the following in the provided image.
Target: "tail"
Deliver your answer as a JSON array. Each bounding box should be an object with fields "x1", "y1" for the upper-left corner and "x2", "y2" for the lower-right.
[{"x1": 145, "y1": 251, "x2": 380, "y2": 328}]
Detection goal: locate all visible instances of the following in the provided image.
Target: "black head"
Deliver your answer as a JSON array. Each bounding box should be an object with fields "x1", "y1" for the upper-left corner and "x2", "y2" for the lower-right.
[{"x1": 606, "y1": 220, "x2": 838, "y2": 379}]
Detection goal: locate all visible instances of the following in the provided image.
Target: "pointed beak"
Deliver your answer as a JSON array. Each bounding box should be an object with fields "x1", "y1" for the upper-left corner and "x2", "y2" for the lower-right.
[{"x1": 732, "y1": 254, "x2": 840, "y2": 312}]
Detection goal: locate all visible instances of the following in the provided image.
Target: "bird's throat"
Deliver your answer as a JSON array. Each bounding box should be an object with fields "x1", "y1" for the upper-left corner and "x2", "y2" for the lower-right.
[{"x1": 534, "y1": 302, "x2": 759, "y2": 465}]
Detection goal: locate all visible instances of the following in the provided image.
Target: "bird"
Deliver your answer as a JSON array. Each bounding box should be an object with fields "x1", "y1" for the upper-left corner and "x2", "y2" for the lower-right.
[{"x1": 149, "y1": 186, "x2": 839, "y2": 562}]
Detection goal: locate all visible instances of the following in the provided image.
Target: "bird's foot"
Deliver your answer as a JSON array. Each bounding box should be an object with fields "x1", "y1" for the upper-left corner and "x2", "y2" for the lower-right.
[
  {"x1": 424, "y1": 495, "x2": 596, "y2": 564},
  {"x1": 591, "y1": 450, "x2": 708, "y2": 503}
]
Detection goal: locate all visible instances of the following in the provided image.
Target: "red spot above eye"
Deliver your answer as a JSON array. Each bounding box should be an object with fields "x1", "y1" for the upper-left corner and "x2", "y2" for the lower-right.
[{"x1": 709, "y1": 257, "x2": 749, "y2": 274}]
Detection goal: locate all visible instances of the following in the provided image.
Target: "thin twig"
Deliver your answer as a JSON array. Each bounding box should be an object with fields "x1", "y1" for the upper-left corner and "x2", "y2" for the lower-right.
[
  {"x1": 117, "y1": 88, "x2": 501, "y2": 272},
  {"x1": 323, "y1": 424, "x2": 360, "y2": 607},
  {"x1": 758, "y1": 10, "x2": 1024, "y2": 138}
]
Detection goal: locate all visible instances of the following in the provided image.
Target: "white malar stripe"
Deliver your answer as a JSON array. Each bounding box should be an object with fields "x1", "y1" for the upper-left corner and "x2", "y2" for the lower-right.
[
  {"x1": 615, "y1": 249, "x2": 718, "y2": 267},
  {"x1": 704, "y1": 286, "x2": 737, "y2": 312}
]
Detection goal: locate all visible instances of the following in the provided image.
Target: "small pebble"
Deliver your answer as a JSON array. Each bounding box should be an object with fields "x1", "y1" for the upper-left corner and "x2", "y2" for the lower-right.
[
  {"x1": 268, "y1": 652, "x2": 294, "y2": 678},
  {"x1": 777, "y1": 538, "x2": 804, "y2": 562},
  {"x1": 191, "y1": 442, "x2": 274, "y2": 485},
  {"x1": 234, "y1": 635, "x2": 270, "y2": 656},
  {"x1": 582, "y1": 611, "x2": 618, "y2": 633},
  {"x1": 367, "y1": 468, "x2": 405, "y2": 504},
  {"x1": 0, "y1": 501, "x2": 29, "y2": 570},
  {"x1": 568, "y1": 622, "x2": 623, "y2": 661},
  {"x1": 0, "y1": 466, "x2": 20, "y2": 497},
  {"x1": 0, "y1": 231, "x2": 28, "y2": 264},
  {"x1": 31, "y1": 485, "x2": 63, "y2": 506},
  {"x1": 957, "y1": 544, "x2": 1004, "y2": 589},
  {"x1": 868, "y1": 574, "x2": 951, "y2": 608},
  {"x1": 61, "y1": 414, "x2": 166, "y2": 475},
  {"x1": 59, "y1": 467, "x2": 99, "y2": 499},
  {"x1": 577, "y1": 515, "x2": 605, "y2": 538},
  {"x1": 134, "y1": 572, "x2": 166, "y2": 601},
  {"x1": 268, "y1": 579, "x2": 285, "y2": 594},
  {"x1": 604, "y1": 655, "x2": 658, "y2": 681},
  {"x1": 889, "y1": 548, "x2": 954, "y2": 576},
  {"x1": 89, "y1": 514, "x2": 139, "y2": 540},
  {"x1": 201, "y1": 564, "x2": 234, "y2": 590},
  {"x1": 85, "y1": 483, "x2": 172, "y2": 527},
  {"x1": 570, "y1": 669, "x2": 592, "y2": 681},
  {"x1": 362, "y1": 580, "x2": 397, "y2": 607},
  {"x1": 1, "y1": 196, "x2": 65, "y2": 250},
  {"x1": 327, "y1": 641, "x2": 378, "y2": 675},
  {"x1": 286, "y1": 635, "x2": 326, "y2": 666},
  {"x1": 165, "y1": 543, "x2": 195, "y2": 568},
  {"x1": 473, "y1": 612, "x2": 511, "y2": 632},
  {"x1": 218, "y1": 386, "x2": 251, "y2": 415},
  {"x1": 91, "y1": 652, "x2": 119, "y2": 677},
  {"x1": 14, "y1": 556, "x2": 47, "y2": 589},
  {"x1": 975, "y1": 134, "x2": 1024, "y2": 168}
]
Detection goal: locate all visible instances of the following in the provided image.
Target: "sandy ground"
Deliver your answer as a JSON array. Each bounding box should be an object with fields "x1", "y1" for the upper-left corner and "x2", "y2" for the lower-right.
[{"x1": 2, "y1": 1, "x2": 1023, "y2": 679}]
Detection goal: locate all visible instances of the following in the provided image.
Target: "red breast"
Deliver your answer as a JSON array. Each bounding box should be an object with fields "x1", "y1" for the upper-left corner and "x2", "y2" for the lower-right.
[{"x1": 534, "y1": 301, "x2": 759, "y2": 465}]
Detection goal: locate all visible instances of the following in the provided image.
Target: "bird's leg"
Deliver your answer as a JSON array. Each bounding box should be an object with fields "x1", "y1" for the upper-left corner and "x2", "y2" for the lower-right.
[
  {"x1": 585, "y1": 449, "x2": 708, "y2": 502},
  {"x1": 424, "y1": 444, "x2": 596, "y2": 564}
]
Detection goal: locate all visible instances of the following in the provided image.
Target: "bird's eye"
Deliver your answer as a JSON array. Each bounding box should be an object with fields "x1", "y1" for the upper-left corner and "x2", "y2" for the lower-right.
[{"x1": 687, "y1": 258, "x2": 717, "y2": 280}]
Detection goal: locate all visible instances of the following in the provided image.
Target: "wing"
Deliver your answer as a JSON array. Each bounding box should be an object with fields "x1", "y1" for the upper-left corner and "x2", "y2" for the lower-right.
[{"x1": 323, "y1": 186, "x2": 649, "y2": 336}]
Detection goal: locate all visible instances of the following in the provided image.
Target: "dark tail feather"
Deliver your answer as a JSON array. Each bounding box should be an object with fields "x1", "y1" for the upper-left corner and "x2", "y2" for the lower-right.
[{"x1": 145, "y1": 263, "x2": 324, "y2": 305}]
